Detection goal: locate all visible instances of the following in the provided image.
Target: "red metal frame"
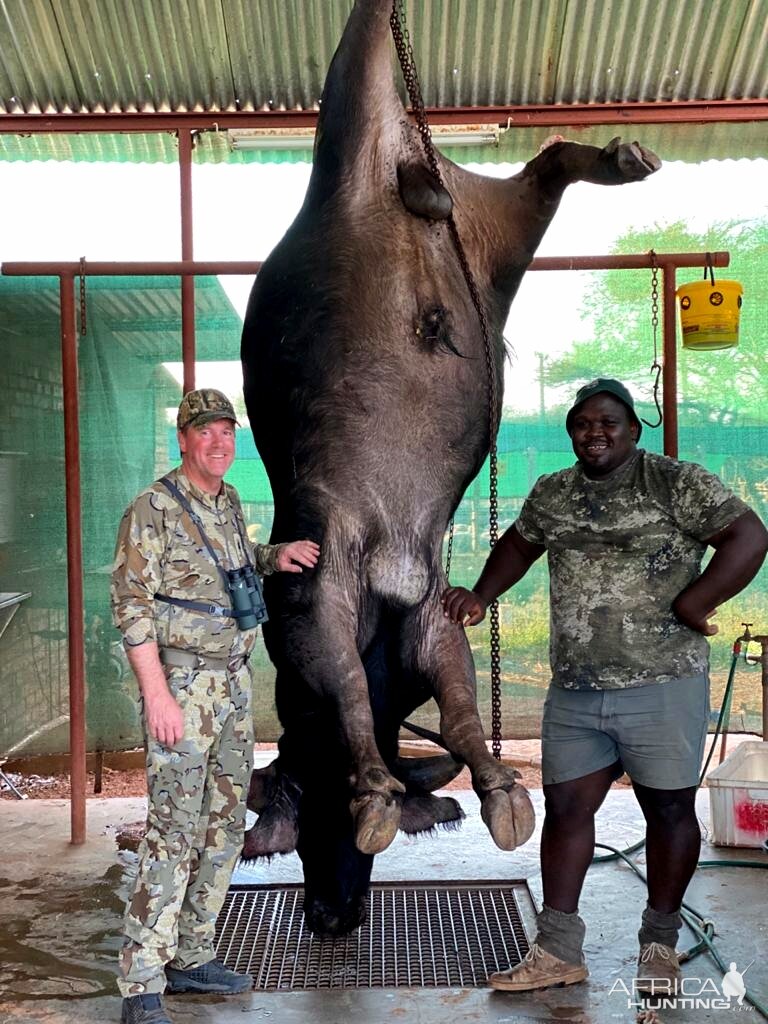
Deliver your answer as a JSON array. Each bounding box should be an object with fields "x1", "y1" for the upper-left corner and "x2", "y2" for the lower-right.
[
  {"x1": 1, "y1": 100, "x2": 766, "y2": 134},
  {"x1": 178, "y1": 129, "x2": 196, "y2": 393},
  {"x1": 1, "y1": 250, "x2": 729, "y2": 844},
  {"x1": 59, "y1": 274, "x2": 87, "y2": 845}
]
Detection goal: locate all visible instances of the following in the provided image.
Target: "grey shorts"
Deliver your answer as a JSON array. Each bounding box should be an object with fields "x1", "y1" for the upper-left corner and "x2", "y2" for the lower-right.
[{"x1": 541, "y1": 674, "x2": 710, "y2": 790}]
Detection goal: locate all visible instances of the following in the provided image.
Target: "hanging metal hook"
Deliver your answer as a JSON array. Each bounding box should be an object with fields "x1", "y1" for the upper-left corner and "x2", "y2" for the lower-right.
[
  {"x1": 641, "y1": 251, "x2": 662, "y2": 428},
  {"x1": 641, "y1": 362, "x2": 663, "y2": 428}
]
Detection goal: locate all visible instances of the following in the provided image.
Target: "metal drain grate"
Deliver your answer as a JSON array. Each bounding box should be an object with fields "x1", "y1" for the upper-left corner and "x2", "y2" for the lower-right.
[{"x1": 215, "y1": 880, "x2": 536, "y2": 990}]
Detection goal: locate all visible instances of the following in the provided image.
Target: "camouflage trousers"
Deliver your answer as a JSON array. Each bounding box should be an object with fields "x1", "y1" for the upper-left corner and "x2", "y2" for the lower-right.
[{"x1": 118, "y1": 661, "x2": 253, "y2": 996}]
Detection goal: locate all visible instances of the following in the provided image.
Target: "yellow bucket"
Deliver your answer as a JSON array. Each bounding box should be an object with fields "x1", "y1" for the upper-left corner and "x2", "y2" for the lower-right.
[{"x1": 676, "y1": 279, "x2": 743, "y2": 351}]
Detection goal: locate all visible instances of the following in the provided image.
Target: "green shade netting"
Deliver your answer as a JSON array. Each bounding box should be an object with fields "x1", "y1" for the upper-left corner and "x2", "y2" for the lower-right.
[{"x1": 1, "y1": 238, "x2": 766, "y2": 756}]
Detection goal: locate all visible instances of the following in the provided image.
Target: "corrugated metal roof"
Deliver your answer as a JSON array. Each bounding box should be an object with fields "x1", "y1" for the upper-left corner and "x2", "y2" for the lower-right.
[{"x1": 1, "y1": 0, "x2": 767, "y2": 116}]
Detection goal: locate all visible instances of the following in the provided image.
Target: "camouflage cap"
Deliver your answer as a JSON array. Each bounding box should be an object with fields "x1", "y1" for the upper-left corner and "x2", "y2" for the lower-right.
[
  {"x1": 177, "y1": 388, "x2": 239, "y2": 430},
  {"x1": 565, "y1": 377, "x2": 642, "y2": 439}
]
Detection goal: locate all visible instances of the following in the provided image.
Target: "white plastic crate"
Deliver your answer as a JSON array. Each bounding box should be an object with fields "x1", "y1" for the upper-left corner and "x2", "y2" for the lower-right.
[{"x1": 706, "y1": 741, "x2": 768, "y2": 848}]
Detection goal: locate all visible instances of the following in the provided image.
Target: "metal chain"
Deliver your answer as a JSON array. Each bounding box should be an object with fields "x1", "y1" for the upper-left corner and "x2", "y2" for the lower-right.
[
  {"x1": 444, "y1": 520, "x2": 455, "y2": 578},
  {"x1": 78, "y1": 256, "x2": 87, "y2": 337},
  {"x1": 391, "y1": 0, "x2": 502, "y2": 759},
  {"x1": 650, "y1": 252, "x2": 659, "y2": 362},
  {"x1": 641, "y1": 250, "x2": 662, "y2": 429}
]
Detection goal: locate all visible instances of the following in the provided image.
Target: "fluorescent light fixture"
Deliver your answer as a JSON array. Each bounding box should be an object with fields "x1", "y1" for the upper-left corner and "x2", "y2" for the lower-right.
[
  {"x1": 228, "y1": 129, "x2": 315, "y2": 151},
  {"x1": 430, "y1": 125, "x2": 500, "y2": 147},
  {"x1": 228, "y1": 124, "x2": 499, "y2": 152}
]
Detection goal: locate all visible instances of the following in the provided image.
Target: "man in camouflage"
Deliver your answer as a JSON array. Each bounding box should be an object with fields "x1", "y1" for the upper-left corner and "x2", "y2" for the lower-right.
[
  {"x1": 442, "y1": 378, "x2": 767, "y2": 994},
  {"x1": 111, "y1": 388, "x2": 319, "y2": 1024}
]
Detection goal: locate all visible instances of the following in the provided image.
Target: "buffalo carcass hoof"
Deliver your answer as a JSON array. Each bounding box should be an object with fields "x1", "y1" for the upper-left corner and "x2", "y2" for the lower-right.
[
  {"x1": 604, "y1": 136, "x2": 662, "y2": 179},
  {"x1": 480, "y1": 784, "x2": 536, "y2": 852},
  {"x1": 350, "y1": 791, "x2": 404, "y2": 855},
  {"x1": 241, "y1": 762, "x2": 300, "y2": 859},
  {"x1": 303, "y1": 892, "x2": 368, "y2": 937},
  {"x1": 241, "y1": 803, "x2": 299, "y2": 859}
]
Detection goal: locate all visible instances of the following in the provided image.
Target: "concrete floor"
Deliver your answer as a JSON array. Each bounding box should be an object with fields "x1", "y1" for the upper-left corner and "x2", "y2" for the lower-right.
[{"x1": 1, "y1": 784, "x2": 766, "y2": 1024}]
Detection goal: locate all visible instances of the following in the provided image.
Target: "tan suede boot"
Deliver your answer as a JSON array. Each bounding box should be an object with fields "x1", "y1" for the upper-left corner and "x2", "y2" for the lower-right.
[
  {"x1": 487, "y1": 943, "x2": 588, "y2": 992},
  {"x1": 635, "y1": 942, "x2": 681, "y2": 994}
]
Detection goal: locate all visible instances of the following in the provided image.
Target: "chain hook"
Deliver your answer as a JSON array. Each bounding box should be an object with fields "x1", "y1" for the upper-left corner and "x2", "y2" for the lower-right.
[{"x1": 640, "y1": 250, "x2": 662, "y2": 429}]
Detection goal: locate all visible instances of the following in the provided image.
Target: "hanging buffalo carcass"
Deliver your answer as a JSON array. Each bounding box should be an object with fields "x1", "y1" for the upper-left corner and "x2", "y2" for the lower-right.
[{"x1": 241, "y1": 0, "x2": 660, "y2": 935}]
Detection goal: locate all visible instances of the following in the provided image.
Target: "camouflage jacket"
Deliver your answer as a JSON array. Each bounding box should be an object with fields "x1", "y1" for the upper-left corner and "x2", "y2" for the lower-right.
[
  {"x1": 515, "y1": 449, "x2": 749, "y2": 690},
  {"x1": 111, "y1": 468, "x2": 281, "y2": 660}
]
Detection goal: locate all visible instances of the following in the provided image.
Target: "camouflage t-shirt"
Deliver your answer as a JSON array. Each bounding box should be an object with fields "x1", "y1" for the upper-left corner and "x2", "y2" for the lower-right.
[
  {"x1": 111, "y1": 467, "x2": 281, "y2": 660},
  {"x1": 514, "y1": 449, "x2": 748, "y2": 690}
]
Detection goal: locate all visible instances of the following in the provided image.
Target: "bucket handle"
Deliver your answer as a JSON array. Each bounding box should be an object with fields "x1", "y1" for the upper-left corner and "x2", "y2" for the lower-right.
[{"x1": 703, "y1": 252, "x2": 715, "y2": 286}]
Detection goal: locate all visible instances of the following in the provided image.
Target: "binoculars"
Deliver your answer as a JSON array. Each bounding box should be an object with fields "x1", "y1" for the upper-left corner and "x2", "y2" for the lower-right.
[{"x1": 227, "y1": 566, "x2": 269, "y2": 630}]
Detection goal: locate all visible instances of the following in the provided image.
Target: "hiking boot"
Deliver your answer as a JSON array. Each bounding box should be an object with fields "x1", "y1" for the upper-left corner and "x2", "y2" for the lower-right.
[
  {"x1": 636, "y1": 942, "x2": 681, "y2": 995},
  {"x1": 120, "y1": 994, "x2": 173, "y2": 1024},
  {"x1": 487, "y1": 942, "x2": 588, "y2": 992},
  {"x1": 165, "y1": 958, "x2": 251, "y2": 994}
]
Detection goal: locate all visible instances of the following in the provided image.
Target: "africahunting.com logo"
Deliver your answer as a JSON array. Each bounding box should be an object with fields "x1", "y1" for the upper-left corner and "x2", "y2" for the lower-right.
[{"x1": 610, "y1": 960, "x2": 754, "y2": 1012}]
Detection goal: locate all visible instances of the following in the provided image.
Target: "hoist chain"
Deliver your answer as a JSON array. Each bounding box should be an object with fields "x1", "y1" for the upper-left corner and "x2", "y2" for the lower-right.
[
  {"x1": 444, "y1": 520, "x2": 455, "y2": 578},
  {"x1": 641, "y1": 250, "x2": 662, "y2": 429},
  {"x1": 650, "y1": 254, "x2": 659, "y2": 355},
  {"x1": 390, "y1": 0, "x2": 502, "y2": 759},
  {"x1": 78, "y1": 256, "x2": 87, "y2": 337}
]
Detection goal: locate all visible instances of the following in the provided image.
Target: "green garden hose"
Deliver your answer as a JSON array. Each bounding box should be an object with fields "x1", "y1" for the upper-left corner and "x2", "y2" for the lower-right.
[{"x1": 594, "y1": 839, "x2": 768, "y2": 1018}]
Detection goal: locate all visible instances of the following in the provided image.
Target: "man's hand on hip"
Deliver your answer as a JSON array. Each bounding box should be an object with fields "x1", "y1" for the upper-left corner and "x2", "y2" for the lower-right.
[{"x1": 672, "y1": 593, "x2": 719, "y2": 636}]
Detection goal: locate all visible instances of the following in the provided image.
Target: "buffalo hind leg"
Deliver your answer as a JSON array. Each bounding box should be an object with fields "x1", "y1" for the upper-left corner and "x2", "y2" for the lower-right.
[
  {"x1": 280, "y1": 611, "x2": 405, "y2": 856},
  {"x1": 401, "y1": 598, "x2": 535, "y2": 851}
]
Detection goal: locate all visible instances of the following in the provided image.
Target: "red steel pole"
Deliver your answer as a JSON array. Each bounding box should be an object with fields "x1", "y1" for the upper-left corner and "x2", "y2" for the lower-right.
[
  {"x1": 528, "y1": 253, "x2": 728, "y2": 272},
  {"x1": 179, "y1": 130, "x2": 196, "y2": 394},
  {"x1": 1, "y1": 252, "x2": 729, "y2": 279},
  {"x1": 60, "y1": 274, "x2": 87, "y2": 845},
  {"x1": 2, "y1": 261, "x2": 264, "y2": 276},
  {"x1": 661, "y1": 262, "x2": 679, "y2": 458}
]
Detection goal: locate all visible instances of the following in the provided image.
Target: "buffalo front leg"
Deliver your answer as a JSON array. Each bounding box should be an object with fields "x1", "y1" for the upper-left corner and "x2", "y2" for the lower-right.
[
  {"x1": 401, "y1": 600, "x2": 535, "y2": 851},
  {"x1": 280, "y1": 610, "x2": 405, "y2": 856}
]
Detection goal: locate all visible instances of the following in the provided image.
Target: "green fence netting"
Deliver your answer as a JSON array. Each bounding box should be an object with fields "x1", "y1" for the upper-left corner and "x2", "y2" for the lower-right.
[{"x1": 1, "y1": 254, "x2": 766, "y2": 756}]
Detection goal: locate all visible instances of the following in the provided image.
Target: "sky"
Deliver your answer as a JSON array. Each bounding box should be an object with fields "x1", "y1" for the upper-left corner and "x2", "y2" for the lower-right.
[{"x1": 1, "y1": 153, "x2": 766, "y2": 414}]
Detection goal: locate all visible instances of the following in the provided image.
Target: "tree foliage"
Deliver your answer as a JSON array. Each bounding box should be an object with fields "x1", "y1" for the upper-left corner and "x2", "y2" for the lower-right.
[{"x1": 545, "y1": 219, "x2": 768, "y2": 426}]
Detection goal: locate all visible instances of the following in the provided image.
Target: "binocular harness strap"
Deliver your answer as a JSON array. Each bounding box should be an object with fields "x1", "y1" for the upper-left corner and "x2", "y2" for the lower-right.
[
  {"x1": 155, "y1": 476, "x2": 266, "y2": 624},
  {"x1": 159, "y1": 475, "x2": 230, "y2": 588},
  {"x1": 154, "y1": 593, "x2": 254, "y2": 619}
]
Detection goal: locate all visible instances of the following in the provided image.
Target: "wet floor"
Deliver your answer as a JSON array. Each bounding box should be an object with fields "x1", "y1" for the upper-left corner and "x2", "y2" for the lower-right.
[{"x1": 1, "y1": 787, "x2": 766, "y2": 1024}]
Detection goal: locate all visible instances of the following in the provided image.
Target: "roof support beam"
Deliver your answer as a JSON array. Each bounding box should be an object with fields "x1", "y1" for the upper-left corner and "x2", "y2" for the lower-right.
[{"x1": 1, "y1": 100, "x2": 766, "y2": 134}]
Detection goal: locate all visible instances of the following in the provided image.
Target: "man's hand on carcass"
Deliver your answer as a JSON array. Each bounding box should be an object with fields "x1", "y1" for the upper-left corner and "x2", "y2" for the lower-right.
[
  {"x1": 441, "y1": 586, "x2": 487, "y2": 627},
  {"x1": 277, "y1": 539, "x2": 321, "y2": 573}
]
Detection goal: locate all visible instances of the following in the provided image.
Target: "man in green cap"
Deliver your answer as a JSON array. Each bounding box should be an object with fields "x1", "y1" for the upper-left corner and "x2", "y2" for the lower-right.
[
  {"x1": 442, "y1": 377, "x2": 767, "y2": 994},
  {"x1": 111, "y1": 388, "x2": 320, "y2": 1024}
]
